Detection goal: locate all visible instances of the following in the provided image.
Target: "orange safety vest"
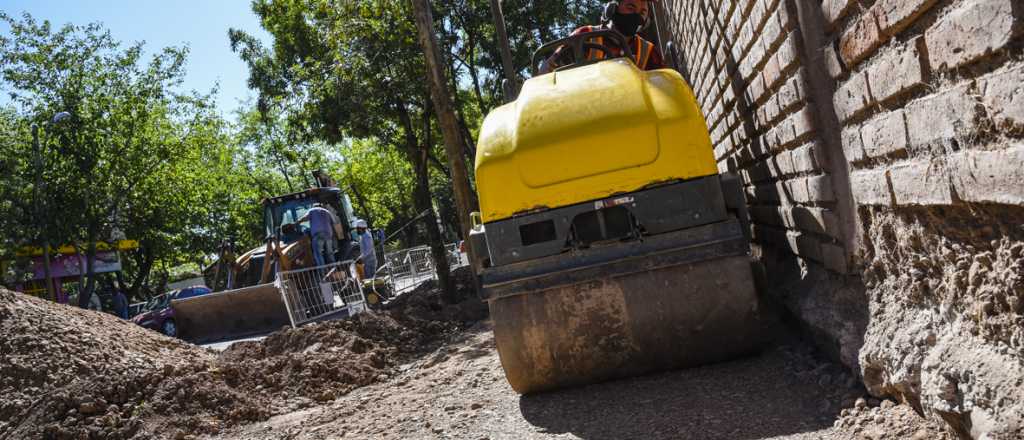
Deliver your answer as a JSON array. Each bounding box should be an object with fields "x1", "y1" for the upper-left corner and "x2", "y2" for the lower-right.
[{"x1": 584, "y1": 31, "x2": 655, "y2": 70}]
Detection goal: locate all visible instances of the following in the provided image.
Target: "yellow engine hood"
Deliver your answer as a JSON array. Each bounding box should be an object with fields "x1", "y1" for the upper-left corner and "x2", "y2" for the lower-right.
[{"x1": 475, "y1": 59, "x2": 718, "y2": 223}]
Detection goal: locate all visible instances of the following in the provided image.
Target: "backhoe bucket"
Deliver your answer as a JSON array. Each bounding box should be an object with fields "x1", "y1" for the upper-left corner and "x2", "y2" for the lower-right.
[
  {"x1": 484, "y1": 221, "x2": 764, "y2": 394},
  {"x1": 171, "y1": 283, "x2": 291, "y2": 343}
]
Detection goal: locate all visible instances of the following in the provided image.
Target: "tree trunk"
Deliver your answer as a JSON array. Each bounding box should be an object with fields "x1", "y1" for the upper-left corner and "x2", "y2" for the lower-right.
[
  {"x1": 394, "y1": 97, "x2": 455, "y2": 302},
  {"x1": 346, "y1": 177, "x2": 372, "y2": 221},
  {"x1": 489, "y1": 0, "x2": 519, "y2": 87},
  {"x1": 412, "y1": 0, "x2": 482, "y2": 299},
  {"x1": 466, "y1": 40, "x2": 490, "y2": 116},
  {"x1": 128, "y1": 247, "x2": 155, "y2": 300},
  {"x1": 78, "y1": 238, "x2": 98, "y2": 308}
]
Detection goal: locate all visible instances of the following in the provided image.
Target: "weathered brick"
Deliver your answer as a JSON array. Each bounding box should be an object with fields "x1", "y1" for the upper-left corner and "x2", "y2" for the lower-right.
[
  {"x1": 824, "y1": 44, "x2": 845, "y2": 79},
  {"x1": 840, "y1": 0, "x2": 938, "y2": 68},
  {"x1": 714, "y1": 143, "x2": 729, "y2": 161},
  {"x1": 775, "y1": 150, "x2": 795, "y2": 177},
  {"x1": 775, "y1": 32, "x2": 801, "y2": 76},
  {"x1": 842, "y1": 126, "x2": 866, "y2": 163},
  {"x1": 777, "y1": 73, "x2": 804, "y2": 115},
  {"x1": 834, "y1": 72, "x2": 873, "y2": 122},
  {"x1": 839, "y1": 11, "x2": 883, "y2": 67},
  {"x1": 765, "y1": 95, "x2": 781, "y2": 124},
  {"x1": 949, "y1": 144, "x2": 1024, "y2": 205},
  {"x1": 763, "y1": 54, "x2": 782, "y2": 90},
  {"x1": 762, "y1": 7, "x2": 786, "y2": 50},
  {"x1": 777, "y1": 118, "x2": 799, "y2": 150},
  {"x1": 905, "y1": 84, "x2": 980, "y2": 151},
  {"x1": 866, "y1": 38, "x2": 927, "y2": 104},
  {"x1": 823, "y1": 0, "x2": 857, "y2": 29},
  {"x1": 787, "y1": 178, "x2": 810, "y2": 204},
  {"x1": 925, "y1": 0, "x2": 1019, "y2": 71},
  {"x1": 791, "y1": 206, "x2": 839, "y2": 236},
  {"x1": 874, "y1": 0, "x2": 939, "y2": 38},
  {"x1": 979, "y1": 65, "x2": 1024, "y2": 133},
  {"x1": 850, "y1": 168, "x2": 893, "y2": 206},
  {"x1": 806, "y1": 174, "x2": 836, "y2": 202},
  {"x1": 889, "y1": 160, "x2": 952, "y2": 206},
  {"x1": 860, "y1": 110, "x2": 908, "y2": 160},
  {"x1": 791, "y1": 104, "x2": 817, "y2": 142},
  {"x1": 821, "y1": 243, "x2": 849, "y2": 274},
  {"x1": 791, "y1": 142, "x2": 820, "y2": 174}
]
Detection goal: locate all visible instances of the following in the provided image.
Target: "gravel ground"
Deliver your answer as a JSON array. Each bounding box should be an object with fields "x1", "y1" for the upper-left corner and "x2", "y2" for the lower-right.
[
  {"x1": 2, "y1": 267, "x2": 952, "y2": 440},
  {"x1": 213, "y1": 322, "x2": 951, "y2": 440}
]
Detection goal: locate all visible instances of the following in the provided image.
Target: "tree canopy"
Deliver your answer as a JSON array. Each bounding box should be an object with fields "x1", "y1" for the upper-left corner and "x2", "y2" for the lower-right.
[{"x1": 0, "y1": 1, "x2": 605, "y2": 303}]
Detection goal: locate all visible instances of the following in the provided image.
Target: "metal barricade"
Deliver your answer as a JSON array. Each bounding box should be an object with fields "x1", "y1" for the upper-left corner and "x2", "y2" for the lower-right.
[
  {"x1": 378, "y1": 242, "x2": 467, "y2": 297},
  {"x1": 277, "y1": 260, "x2": 367, "y2": 327}
]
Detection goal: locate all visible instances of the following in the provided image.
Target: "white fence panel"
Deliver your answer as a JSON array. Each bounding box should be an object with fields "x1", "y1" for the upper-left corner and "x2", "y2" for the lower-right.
[{"x1": 277, "y1": 260, "x2": 367, "y2": 327}]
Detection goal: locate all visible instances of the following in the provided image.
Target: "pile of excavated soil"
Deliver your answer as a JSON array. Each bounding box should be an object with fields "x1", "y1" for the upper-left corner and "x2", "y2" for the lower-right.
[
  {"x1": 0, "y1": 288, "x2": 259, "y2": 440},
  {"x1": 0, "y1": 267, "x2": 487, "y2": 439}
]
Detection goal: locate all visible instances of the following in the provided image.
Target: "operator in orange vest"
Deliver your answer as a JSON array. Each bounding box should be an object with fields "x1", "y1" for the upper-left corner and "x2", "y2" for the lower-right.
[{"x1": 541, "y1": 0, "x2": 665, "y2": 73}]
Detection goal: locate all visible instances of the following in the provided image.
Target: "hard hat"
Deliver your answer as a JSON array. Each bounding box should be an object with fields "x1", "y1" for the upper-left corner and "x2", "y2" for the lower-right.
[{"x1": 355, "y1": 219, "x2": 368, "y2": 228}]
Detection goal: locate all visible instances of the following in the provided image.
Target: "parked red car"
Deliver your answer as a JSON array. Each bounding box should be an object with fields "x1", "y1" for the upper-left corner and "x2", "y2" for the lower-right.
[{"x1": 131, "y1": 286, "x2": 211, "y2": 337}]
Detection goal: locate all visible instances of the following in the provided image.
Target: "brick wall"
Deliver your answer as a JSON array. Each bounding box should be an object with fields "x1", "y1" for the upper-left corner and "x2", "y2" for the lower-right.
[
  {"x1": 661, "y1": 0, "x2": 1024, "y2": 435},
  {"x1": 661, "y1": 0, "x2": 866, "y2": 369},
  {"x1": 663, "y1": 0, "x2": 854, "y2": 273}
]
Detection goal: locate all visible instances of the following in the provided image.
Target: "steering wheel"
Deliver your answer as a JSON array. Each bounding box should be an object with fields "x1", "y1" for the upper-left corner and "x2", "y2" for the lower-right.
[{"x1": 532, "y1": 29, "x2": 635, "y2": 75}]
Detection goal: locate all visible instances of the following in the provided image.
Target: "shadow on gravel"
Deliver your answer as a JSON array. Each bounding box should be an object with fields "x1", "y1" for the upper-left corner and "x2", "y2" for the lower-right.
[{"x1": 518, "y1": 347, "x2": 838, "y2": 440}]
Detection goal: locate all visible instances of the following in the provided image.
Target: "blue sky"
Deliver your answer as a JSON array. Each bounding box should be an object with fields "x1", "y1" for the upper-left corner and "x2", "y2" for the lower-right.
[{"x1": 1, "y1": 1, "x2": 271, "y2": 118}]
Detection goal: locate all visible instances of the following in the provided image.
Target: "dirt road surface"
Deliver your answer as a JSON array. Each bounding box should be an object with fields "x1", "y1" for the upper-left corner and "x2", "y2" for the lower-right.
[
  {"x1": 214, "y1": 322, "x2": 948, "y2": 440},
  {"x1": 1, "y1": 269, "x2": 951, "y2": 440}
]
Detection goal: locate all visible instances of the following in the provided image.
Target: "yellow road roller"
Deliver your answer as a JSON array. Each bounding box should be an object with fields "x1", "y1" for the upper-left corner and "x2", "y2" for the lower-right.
[{"x1": 469, "y1": 30, "x2": 763, "y2": 394}]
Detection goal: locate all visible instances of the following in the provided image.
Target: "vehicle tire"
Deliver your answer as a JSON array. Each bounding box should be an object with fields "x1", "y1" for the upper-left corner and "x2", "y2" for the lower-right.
[{"x1": 161, "y1": 320, "x2": 177, "y2": 337}]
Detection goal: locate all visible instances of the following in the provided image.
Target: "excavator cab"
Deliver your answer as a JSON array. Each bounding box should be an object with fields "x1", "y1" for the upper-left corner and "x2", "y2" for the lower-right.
[{"x1": 470, "y1": 28, "x2": 763, "y2": 393}]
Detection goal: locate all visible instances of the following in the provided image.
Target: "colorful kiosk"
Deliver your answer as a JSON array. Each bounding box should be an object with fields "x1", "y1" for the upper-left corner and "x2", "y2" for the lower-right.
[{"x1": 1, "y1": 240, "x2": 139, "y2": 304}]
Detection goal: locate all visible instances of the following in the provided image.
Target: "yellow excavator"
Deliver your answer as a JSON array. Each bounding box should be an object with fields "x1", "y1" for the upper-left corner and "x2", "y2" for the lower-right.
[
  {"x1": 172, "y1": 172, "x2": 360, "y2": 343},
  {"x1": 469, "y1": 30, "x2": 763, "y2": 393}
]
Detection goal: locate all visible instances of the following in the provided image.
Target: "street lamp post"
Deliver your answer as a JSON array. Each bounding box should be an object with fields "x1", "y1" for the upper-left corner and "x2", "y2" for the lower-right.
[{"x1": 31, "y1": 111, "x2": 72, "y2": 301}]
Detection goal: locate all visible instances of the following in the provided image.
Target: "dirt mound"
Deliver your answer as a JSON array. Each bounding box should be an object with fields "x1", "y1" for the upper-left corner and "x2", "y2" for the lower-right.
[
  {"x1": 385, "y1": 265, "x2": 488, "y2": 325},
  {"x1": 0, "y1": 268, "x2": 487, "y2": 439},
  {"x1": 216, "y1": 266, "x2": 486, "y2": 408},
  {"x1": 0, "y1": 289, "x2": 270, "y2": 439}
]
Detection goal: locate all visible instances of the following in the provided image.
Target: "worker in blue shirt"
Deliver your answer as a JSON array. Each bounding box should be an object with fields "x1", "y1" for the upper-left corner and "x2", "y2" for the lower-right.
[
  {"x1": 355, "y1": 219, "x2": 377, "y2": 278},
  {"x1": 298, "y1": 203, "x2": 338, "y2": 267}
]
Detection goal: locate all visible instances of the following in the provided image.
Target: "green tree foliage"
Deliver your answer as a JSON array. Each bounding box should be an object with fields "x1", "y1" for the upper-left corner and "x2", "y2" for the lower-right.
[
  {"x1": 0, "y1": 13, "x2": 264, "y2": 301},
  {"x1": 0, "y1": 1, "x2": 612, "y2": 303},
  {"x1": 230, "y1": 0, "x2": 463, "y2": 291}
]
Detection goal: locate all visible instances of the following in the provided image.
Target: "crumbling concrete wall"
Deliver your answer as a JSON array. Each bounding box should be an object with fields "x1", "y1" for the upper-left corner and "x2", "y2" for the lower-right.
[{"x1": 660, "y1": 0, "x2": 1023, "y2": 437}]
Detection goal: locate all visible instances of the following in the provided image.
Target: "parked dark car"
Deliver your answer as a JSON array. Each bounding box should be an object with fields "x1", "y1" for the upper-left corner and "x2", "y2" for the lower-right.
[{"x1": 130, "y1": 286, "x2": 211, "y2": 337}]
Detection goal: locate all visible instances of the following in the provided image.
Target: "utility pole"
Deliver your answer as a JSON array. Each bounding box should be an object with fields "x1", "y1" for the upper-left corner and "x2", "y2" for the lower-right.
[
  {"x1": 410, "y1": 0, "x2": 481, "y2": 297},
  {"x1": 31, "y1": 124, "x2": 56, "y2": 301},
  {"x1": 488, "y1": 0, "x2": 519, "y2": 100}
]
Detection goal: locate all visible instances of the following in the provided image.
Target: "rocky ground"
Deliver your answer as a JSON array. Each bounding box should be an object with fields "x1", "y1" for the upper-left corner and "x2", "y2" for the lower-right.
[{"x1": 1, "y1": 267, "x2": 956, "y2": 439}]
